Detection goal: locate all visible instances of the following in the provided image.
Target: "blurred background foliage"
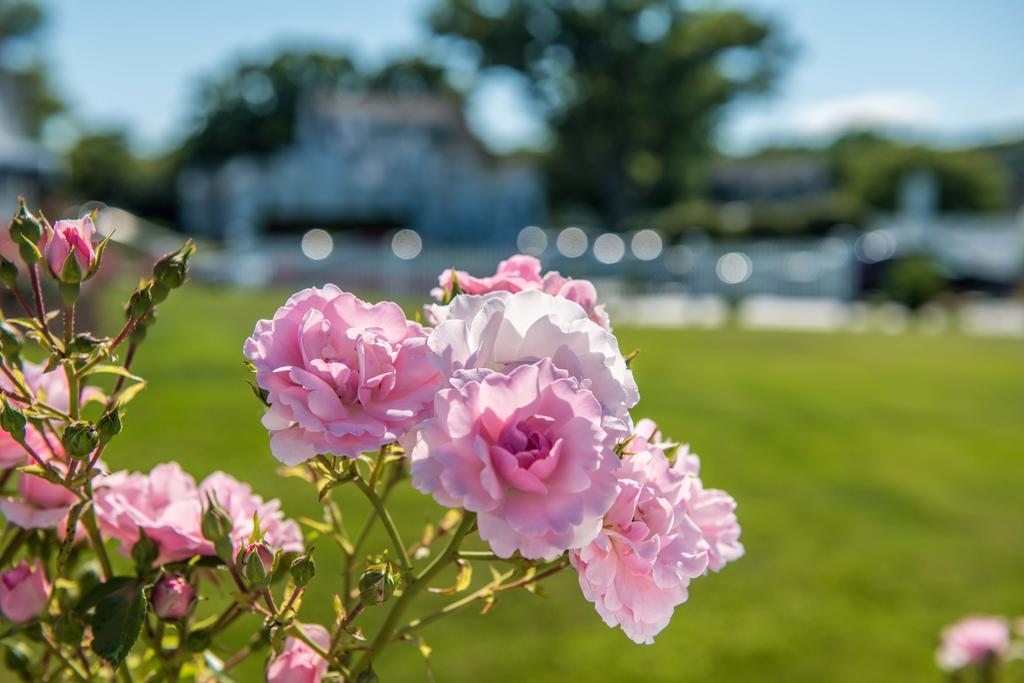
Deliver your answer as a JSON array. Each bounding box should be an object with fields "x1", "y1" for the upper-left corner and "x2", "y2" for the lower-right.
[{"x1": 12, "y1": 0, "x2": 1007, "y2": 237}]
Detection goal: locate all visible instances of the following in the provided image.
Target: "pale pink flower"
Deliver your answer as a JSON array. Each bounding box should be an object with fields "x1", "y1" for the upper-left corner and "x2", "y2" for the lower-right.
[
  {"x1": 266, "y1": 623, "x2": 331, "y2": 683},
  {"x1": 0, "y1": 469, "x2": 78, "y2": 529},
  {"x1": 0, "y1": 360, "x2": 73, "y2": 468},
  {"x1": 245, "y1": 285, "x2": 442, "y2": 464},
  {"x1": 937, "y1": 616, "x2": 1011, "y2": 671},
  {"x1": 0, "y1": 560, "x2": 49, "y2": 623},
  {"x1": 94, "y1": 462, "x2": 302, "y2": 564},
  {"x1": 434, "y1": 255, "x2": 610, "y2": 328},
  {"x1": 426, "y1": 290, "x2": 638, "y2": 441},
  {"x1": 634, "y1": 419, "x2": 744, "y2": 572},
  {"x1": 570, "y1": 429, "x2": 709, "y2": 644},
  {"x1": 41, "y1": 216, "x2": 98, "y2": 280},
  {"x1": 410, "y1": 359, "x2": 618, "y2": 560}
]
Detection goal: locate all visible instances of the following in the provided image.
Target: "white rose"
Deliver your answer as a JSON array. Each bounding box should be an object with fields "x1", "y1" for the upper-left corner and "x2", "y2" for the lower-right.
[{"x1": 426, "y1": 290, "x2": 639, "y2": 439}]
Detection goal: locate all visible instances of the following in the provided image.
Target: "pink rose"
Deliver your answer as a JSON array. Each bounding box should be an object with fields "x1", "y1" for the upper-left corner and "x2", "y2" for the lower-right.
[
  {"x1": 94, "y1": 462, "x2": 302, "y2": 564},
  {"x1": 266, "y1": 623, "x2": 331, "y2": 683},
  {"x1": 410, "y1": 359, "x2": 618, "y2": 559},
  {"x1": 151, "y1": 574, "x2": 195, "y2": 620},
  {"x1": 0, "y1": 469, "x2": 78, "y2": 529},
  {"x1": 937, "y1": 616, "x2": 1011, "y2": 671},
  {"x1": 570, "y1": 429, "x2": 710, "y2": 644},
  {"x1": 635, "y1": 419, "x2": 744, "y2": 572},
  {"x1": 245, "y1": 285, "x2": 442, "y2": 464},
  {"x1": 435, "y1": 255, "x2": 610, "y2": 329},
  {"x1": 0, "y1": 360, "x2": 73, "y2": 468},
  {"x1": 41, "y1": 216, "x2": 98, "y2": 281},
  {"x1": 426, "y1": 290, "x2": 638, "y2": 441},
  {"x1": 0, "y1": 560, "x2": 49, "y2": 622}
]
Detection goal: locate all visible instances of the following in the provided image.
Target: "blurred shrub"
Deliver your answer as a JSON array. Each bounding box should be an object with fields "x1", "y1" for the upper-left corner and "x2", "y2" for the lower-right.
[
  {"x1": 881, "y1": 255, "x2": 947, "y2": 310},
  {"x1": 841, "y1": 143, "x2": 1011, "y2": 213}
]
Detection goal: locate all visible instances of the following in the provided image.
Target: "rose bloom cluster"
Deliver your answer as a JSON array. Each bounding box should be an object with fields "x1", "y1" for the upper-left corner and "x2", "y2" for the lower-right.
[{"x1": 246, "y1": 255, "x2": 744, "y2": 648}]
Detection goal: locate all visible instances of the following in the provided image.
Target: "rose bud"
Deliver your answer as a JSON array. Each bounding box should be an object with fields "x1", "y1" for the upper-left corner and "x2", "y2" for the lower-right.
[
  {"x1": 237, "y1": 542, "x2": 275, "y2": 586},
  {"x1": 151, "y1": 574, "x2": 195, "y2": 621},
  {"x1": 289, "y1": 552, "x2": 316, "y2": 588},
  {"x1": 41, "y1": 216, "x2": 99, "y2": 283},
  {"x1": 9, "y1": 199, "x2": 45, "y2": 265},
  {"x1": 358, "y1": 567, "x2": 395, "y2": 606},
  {"x1": 200, "y1": 495, "x2": 234, "y2": 562},
  {"x1": 61, "y1": 420, "x2": 99, "y2": 460},
  {"x1": 0, "y1": 561, "x2": 50, "y2": 622}
]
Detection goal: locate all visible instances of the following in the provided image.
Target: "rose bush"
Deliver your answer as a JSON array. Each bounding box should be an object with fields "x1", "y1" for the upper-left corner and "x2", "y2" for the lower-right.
[{"x1": 0, "y1": 204, "x2": 743, "y2": 682}]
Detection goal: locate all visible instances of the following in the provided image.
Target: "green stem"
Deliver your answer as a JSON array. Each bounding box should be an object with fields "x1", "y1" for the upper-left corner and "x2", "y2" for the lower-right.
[
  {"x1": 351, "y1": 512, "x2": 476, "y2": 676},
  {"x1": 41, "y1": 635, "x2": 89, "y2": 682},
  {"x1": 397, "y1": 569, "x2": 515, "y2": 638},
  {"x1": 395, "y1": 559, "x2": 569, "y2": 640},
  {"x1": 82, "y1": 506, "x2": 113, "y2": 580},
  {"x1": 352, "y1": 476, "x2": 411, "y2": 573},
  {"x1": 288, "y1": 624, "x2": 331, "y2": 661},
  {"x1": 63, "y1": 302, "x2": 74, "y2": 352}
]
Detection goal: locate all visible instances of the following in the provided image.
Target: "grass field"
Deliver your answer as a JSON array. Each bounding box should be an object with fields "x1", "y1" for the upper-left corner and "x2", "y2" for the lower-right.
[{"x1": 98, "y1": 284, "x2": 1024, "y2": 682}]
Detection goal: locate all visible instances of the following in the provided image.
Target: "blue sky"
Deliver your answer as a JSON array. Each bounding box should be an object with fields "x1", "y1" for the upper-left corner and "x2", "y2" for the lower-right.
[{"x1": 42, "y1": 0, "x2": 1024, "y2": 154}]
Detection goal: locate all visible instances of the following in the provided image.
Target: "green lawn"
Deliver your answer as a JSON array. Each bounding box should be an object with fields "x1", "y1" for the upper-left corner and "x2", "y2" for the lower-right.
[{"x1": 100, "y1": 284, "x2": 1024, "y2": 682}]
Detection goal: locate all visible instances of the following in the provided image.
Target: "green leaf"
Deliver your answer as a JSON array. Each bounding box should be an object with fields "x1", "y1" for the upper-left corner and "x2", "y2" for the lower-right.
[
  {"x1": 85, "y1": 577, "x2": 147, "y2": 666},
  {"x1": 81, "y1": 364, "x2": 145, "y2": 382},
  {"x1": 112, "y1": 380, "x2": 148, "y2": 406}
]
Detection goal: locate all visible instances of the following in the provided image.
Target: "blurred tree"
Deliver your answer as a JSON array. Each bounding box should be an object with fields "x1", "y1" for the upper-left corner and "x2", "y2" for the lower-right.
[
  {"x1": 182, "y1": 52, "x2": 458, "y2": 168},
  {"x1": 0, "y1": 0, "x2": 62, "y2": 137},
  {"x1": 838, "y1": 140, "x2": 1010, "y2": 213},
  {"x1": 68, "y1": 130, "x2": 181, "y2": 222},
  {"x1": 429, "y1": 0, "x2": 788, "y2": 225},
  {"x1": 182, "y1": 52, "x2": 361, "y2": 167}
]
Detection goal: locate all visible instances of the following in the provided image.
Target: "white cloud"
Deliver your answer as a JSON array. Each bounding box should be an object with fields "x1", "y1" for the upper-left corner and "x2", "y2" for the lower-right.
[{"x1": 789, "y1": 91, "x2": 940, "y2": 136}]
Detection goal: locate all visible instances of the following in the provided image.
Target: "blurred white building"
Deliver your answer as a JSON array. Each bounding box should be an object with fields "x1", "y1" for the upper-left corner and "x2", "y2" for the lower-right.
[
  {"x1": 178, "y1": 92, "x2": 545, "y2": 247},
  {"x1": 0, "y1": 74, "x2": 58, "y2": 217}
]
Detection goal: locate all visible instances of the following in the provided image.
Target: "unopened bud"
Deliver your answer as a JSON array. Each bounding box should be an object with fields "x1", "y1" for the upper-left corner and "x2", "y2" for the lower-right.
[
  {"x1": 153, "y1": 255, "x2": 188, "y2": 290},
  {"x1": 10, "y1": 199, "x2": 44, "y2": 246},
  {"x1": 358, "y1": 567, "x2": 395, "y2": 605},
  {"x1": 69, "y1": 332, "x2": 104, "y2": 355},
  {"x1": 237, "y1": 542, "x2": 274, "y2": 586},
  {"x1": 151, "y1": 574, "x2": 195, "y2": 621},
  {"x1": 0, "y1": 396, "x2": 27, "y2": 443},
  {"x1": 61, "y1": 420, "x2": 99, "y2": 460},
  {"x1": 289, "y1": 552, "x2": 316, "y2": 588},
  {"x1": 150, "y1": 281, "x2": 170, "y2": 304},
  {"x1": 0, "y1": 255, "x2": 17, "y2": 288},
  {"x1": 126, "y1": 284, "x2": 153, "y2": 319},
  {"x1": 97, "y1": 408, "x2": 123, "y2": 445},
  {"x1": 200, "y1": 496, "x2": 233, "y2": 543}
]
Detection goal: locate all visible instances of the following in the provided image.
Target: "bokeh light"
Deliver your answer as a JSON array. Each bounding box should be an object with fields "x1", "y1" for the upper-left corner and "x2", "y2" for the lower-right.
[
  {"x1": 716, "y1": 252, "x2": 753, "y2": 284},
  {"x1": 517, "y1": 225, "x2": 548, "y2": 256},
  {"x1": 593, "y1": 233, "x2": 625, "y2": 264},
  {"x1": 855, "y1": 230, "x2": 897, "y2": 263},
  {"x1": 556, "y1": 227, "x2": 588, "y2": 258},
  {"x1": 301, "y1": 229, "x2": 333, "y2": 260},
  {"x1": 391, "y1": 229, "x2": 423, "y2": 260},
  {"x1": 630, "y1": 229, "x2": 663, "y2": 261}
]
